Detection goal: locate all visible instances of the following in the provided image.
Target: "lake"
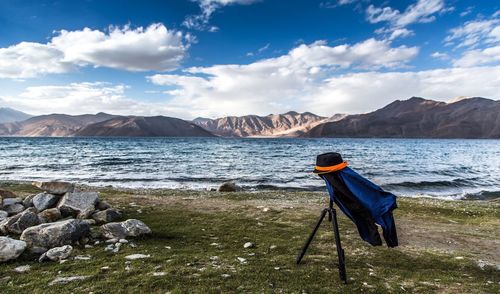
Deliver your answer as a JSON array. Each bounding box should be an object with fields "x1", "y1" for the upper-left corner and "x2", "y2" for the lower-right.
[{"x1": 1, "y1": 137, "x2": 499, "y2": 200}]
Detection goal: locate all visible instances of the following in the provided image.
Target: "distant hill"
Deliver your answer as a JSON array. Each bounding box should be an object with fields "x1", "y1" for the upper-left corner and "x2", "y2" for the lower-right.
[
  {"x1": 0, "y1": 107, "x2": 32, "y2": 123},
  {"x1": 74, "y1": 116, "x2": 215, "y2": 137},
  {"x1": 0, "y1": 112, "x2": 117, "y2": 136},
  {"x1": 193, "y1": 111, "x2": 344, "y2": 137},
  {"x1": 304, "y1": 97, "x2": 500, "y2": 139}
]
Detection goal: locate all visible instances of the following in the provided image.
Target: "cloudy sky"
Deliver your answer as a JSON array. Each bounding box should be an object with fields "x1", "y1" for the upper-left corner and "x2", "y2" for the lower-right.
[{"x1": 0, "y1": 0, "x2": 499, "y2": 119}]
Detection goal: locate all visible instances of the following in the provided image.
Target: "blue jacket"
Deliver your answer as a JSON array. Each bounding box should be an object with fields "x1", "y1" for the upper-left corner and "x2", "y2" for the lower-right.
[{"x1": 321, "y1": 167, "x2": 398, "y2": 247}]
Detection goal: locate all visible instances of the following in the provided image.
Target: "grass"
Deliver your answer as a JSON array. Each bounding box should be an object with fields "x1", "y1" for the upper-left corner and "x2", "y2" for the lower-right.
[{"x1": 0, "y1": 183, "x2": 499, "y2": 293}]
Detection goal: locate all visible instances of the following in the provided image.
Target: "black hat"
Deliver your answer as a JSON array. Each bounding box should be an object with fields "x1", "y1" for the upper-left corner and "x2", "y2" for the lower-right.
[{"x1": 313, "y1": 152, "x2": 348, "y2": 174}]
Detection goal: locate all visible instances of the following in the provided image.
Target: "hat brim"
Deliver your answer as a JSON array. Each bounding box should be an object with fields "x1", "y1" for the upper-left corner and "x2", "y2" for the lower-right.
[{"x1": 313, "y1": 161, "x2": 348, "y2": 174}]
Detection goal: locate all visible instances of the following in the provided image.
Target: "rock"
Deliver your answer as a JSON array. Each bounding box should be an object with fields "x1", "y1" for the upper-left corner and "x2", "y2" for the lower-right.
[
  {"x1": 237, "y1": 257, "x2": 247, "y2": 264},
  {"x1": 57, "y1": 192, "x2": 98, "y2": 217},
  {"x1": 32, "y1": 193, "x2": 59, "y2": 212},
  {"x1": 76, "y1": 207, "x2": 95, "y2": 219},
  {"x1": 101, "y1": 219, "x2": 151, "y2": 239},
  {"x1": 0, "y1": 189, "x2": 17, "y2": 199},
  {"x1": 125, "y1": 254, "x2": 150, "y2": 260},
  {"x1": 0, "y1": 237, "x2": 26, "y2": 262},
  {"x1": 92, "y1": 208, "x2": 122, "y2": 224},
  {"x1": 119, "y1": 239, "x2": 128, "y2": 244},
  {"x1": 38, "y1": 208, "x2": 62, "y2": 223},
  {"x1": 0, "y1": 211, "x2": 8, "y2": 221},
  {"x1": 39, "y1": 245, "x2": 72, "y2": 262},
  {"x1": 32, "y1": 181, "x2": 74, "y2": 195},
  {"x1": 3, "y1": 197, "x2": 22, "y2": 206},
  {"x1": 217, "y1": 182, "x2": 239, "y2": 192},
  {"x1": 3, "y1": 203, "x2": 24, "y2": 216},
  {"x1": 74, "y1": 255, "x2": 91, "y2": 260},
  {"x1": 243, "y1": 242, "x2": 254, "y2": 249},
  {"x1": 22, "y1": 194, "x2": 36, "y2": 208},
  {"x1": 81, "y1": 219, "x2": 96, "y2": 226},
  {"x1": 48, "y1": 276, "x2": 88, "y2": 286},
  {"x1": 269, "y1": 245, "x2": 277, "y2": 250},
  {"x1": 20, "y1": 219, "x2": 90, "y2": 248},
  {"x1": 28, "y1": 246, "x2": 47, "y2": 255},
  {"x1": 4, "y1": 207, "x2": 40, "y2": 234},
  {"x1": 96, "y1": 200, "x2": 111, "y2": 211},
  {"x1": 13, "y1": 265, "x2": 31, "y2": 273}
]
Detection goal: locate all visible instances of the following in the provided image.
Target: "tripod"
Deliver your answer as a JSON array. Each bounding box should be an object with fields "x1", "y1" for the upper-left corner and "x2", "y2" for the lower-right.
[{"x1": 296, "y1": 199, "x2": 347, "y2": 284}]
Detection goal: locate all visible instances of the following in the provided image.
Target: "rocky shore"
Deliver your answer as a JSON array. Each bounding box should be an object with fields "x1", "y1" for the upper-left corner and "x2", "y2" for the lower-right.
[
  {"x1": 0, "y1": 182, "x2": 498, "y2": 293},
  {"x1": 0, "y1": 182, "x2": 151, "y2": 264}
]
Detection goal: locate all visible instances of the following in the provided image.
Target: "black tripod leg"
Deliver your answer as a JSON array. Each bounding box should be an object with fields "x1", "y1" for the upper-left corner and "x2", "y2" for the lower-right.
[
  {"x1": 328, "y1": 199, "x2": 333, "y2": 222},
  {"x1": 330, "y1": 209, "x2": 347, "y2": 284},
  {"x1": 296, "y1": 209, "x2": 328, "y2": 264}
]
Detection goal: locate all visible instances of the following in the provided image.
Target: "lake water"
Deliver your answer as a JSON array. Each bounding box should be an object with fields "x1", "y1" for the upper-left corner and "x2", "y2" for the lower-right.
[{"x1": 0, "y1": 137, "x2": 499, "y2": 200}]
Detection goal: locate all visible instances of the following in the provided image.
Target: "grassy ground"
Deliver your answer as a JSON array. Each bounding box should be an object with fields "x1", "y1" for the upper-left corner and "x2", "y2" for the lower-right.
[{"x1": 0, "y1": 182, "x2": 499, "y2": 293}]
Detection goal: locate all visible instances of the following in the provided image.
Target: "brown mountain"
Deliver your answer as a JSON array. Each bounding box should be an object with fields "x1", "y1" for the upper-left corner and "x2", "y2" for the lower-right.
[
  {"x1": 74, "y1": 116, "x2": 215, "y2": 137},
  {"x1": 193, "y1": 111, "x2": 344, "y2": 137},
  {"x1": 0, "y1": 112, "x2": 116, "y2": 136},
  {"x1": 304, "y1": 97, "x2": 500, "y2": 139}
]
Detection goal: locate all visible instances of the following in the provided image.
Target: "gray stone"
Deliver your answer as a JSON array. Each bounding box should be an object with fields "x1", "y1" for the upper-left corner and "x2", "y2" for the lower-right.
[
  {"x1": 22, "y1": 194, "x2": 36, "y2": 208},
  {"x1": 92, "y1": 208, "x2": 122, "y2": 224},
  {"x1": 13, "y1": 265, "x2": 31, "y2": 273},
  {"x1": 38, "y1": 208, "x2": 62, "y2": 223},
  {"x1": 217, "y1": 182, "x2": 239, "y2": 192},
  {"x1": 76, "y1": 207, "x2": 95, "y2": 219},
  {"x1": 20, "y1": 219, "x2": 90, "y2": 248},
  {"x1": 32, "y1": 181, "x2": 74, "y2": 195},
  {"x1": 4, "y1": 208, "x2": 40, "y2": 234},
  {"x1": 32, "y1": 192, "x2": 59, "y2": 212},
  {"x1": 0, "y1": 236, "x2": 26, "y2": 262},
  {"x1": 0, "y1": 210, "x2": 7, "y2": 221},
  {"x1": 3, "y1": 203, "x2": 24, "y2": 216},
  {"x1": 48, "y1": 276, "x2": 89, "y2": 285},
  {"x1": 101, "y1": 219, "x2": 151, "y2": 239},
  {"x1": 3, "y1": 197, "x2": 22, "y2": 206},
  {"x1": 57, "y1": 192, "x2": 98, "y2": 217},
  {"x1": 96, "y1": 200, "x2": 111, "y2": 211},
  {"x1": 39, "y1": 245, "x2": 72, "y2": 262}
]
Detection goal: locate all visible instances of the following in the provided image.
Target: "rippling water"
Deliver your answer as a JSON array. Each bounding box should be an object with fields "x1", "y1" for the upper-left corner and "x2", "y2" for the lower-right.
[{"x1": 1, "y1": 137, "x2": 499, "y2": 200}]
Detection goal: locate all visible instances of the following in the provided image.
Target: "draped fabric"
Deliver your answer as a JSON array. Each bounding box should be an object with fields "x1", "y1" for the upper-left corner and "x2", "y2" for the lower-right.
[{"x1": 320, "y1": 167, "x2": 398, "y2": 247}]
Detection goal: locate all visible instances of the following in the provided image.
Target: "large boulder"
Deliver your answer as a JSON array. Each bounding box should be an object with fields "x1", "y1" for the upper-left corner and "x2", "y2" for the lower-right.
[
  {"x1": 38, "y1": 208, "x2": 62, "y2": 223},
  {"x1": 92, "y1": 208, "x2": 122, "y2": 224},
  {"x1": 39, "y1": 245, "x2": 72, "y2": 262},
  {"x1": 3, "y1": 208, "x2": 40, "y2": 234},
  {"x1": 101, "y1": 219, "x2": 151, "y2": 239},
  {"x1": 3, "y1": 203, "x2": 24, "y2": 216},
  {"x1": 20, "y1": 219, "x2": 90, "y2": 249},
  {"x1": 32, "y1": 181, "x2": 74, "y2": 195},
  {"x1": 0, "y1": 236, "x2": 26, "y2": 262},
  {"x1": 32, "y1": 193, "x2": 59, "y2": 212},
  {"x1": 57, "y1": 192, "x2": 98, "y2": 217}
]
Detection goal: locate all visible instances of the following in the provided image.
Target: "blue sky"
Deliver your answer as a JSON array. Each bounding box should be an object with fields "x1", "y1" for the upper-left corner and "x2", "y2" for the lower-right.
[{"x1": 0, "y1": 0, "x2": 499, "y2": 118}]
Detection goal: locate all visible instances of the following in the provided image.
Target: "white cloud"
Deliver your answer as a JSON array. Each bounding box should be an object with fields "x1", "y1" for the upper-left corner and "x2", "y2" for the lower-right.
[
  {"x1": 147, "y1": 38, "x2": 419, "y2": 118},
  {"x1": 0, "y1": 23, "x2": 191, "y2": 79},
  {"x1": 367, "y1": 0, "x2": 449, "y2": 40},
  {"x1": 303, "y1": 66, "x2": 500, "y2": 115},
  {"x1": 0, "y1": 42, "x2": 72, "y2": 79},
  {"x1": 445, "y1": 12, "x2": 500, "y2": 67},
  {"x1": 183, "y1": 0, "x2": 259, "y2": 31},
  {"x1": 445, "y1": 18, "x2": 500, "y2": 48},
  {"x1": 453, "y1": 45, "x2": 500, "y2": 67},
  {"x1": 431, "y1": 51, "x2": 450, "y2": 60},
  {"x1": 0, "y1": 82, "x2": 174, "y2": 116}
]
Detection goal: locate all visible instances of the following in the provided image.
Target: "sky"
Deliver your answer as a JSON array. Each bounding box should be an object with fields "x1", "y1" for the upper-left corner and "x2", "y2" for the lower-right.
[{"x1": 0, "y1": 0, "x2": 499, "y2": 119}]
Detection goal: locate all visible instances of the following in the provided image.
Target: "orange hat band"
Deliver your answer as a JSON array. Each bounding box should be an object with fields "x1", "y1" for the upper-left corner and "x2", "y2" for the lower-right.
[{"x1": 315, "y1": 161, "x2": 348, "y2": 173}]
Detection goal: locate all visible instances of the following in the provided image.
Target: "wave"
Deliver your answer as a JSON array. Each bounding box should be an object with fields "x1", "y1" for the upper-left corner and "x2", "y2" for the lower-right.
[{"x1": 382, "y1": 178, "x2": 481, "y2": 190}]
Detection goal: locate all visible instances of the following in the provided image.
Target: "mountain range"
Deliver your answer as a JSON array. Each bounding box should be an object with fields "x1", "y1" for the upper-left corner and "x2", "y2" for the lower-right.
[{"x1": 0, "y1": 97, "x2": 498, "y2": 138}]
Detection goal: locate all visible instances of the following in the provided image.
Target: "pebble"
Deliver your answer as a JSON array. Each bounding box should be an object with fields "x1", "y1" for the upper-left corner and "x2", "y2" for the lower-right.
[
  {"x1": 119, "y1": 239, "x2": 128, "y2": 244},
  {"x1": 74, "y1": 255, "x2": 92, "y2": 260},
  {"x1": 243, "y1": 242, "x2": 254, "y2": 249},
  {"x1": 153, "y1": 272, "x2": 166, "y2": 276},
  {"x1": 125, "y1": 254, "x2": 151, "y2": 260},
  {"x1": 101, "y1": 266, "x2": 110, "y2": 271},
  {"x1": 262, "y1": 208, "x2": 270, "y2": 212},
  {"x1": 49, "y1": 276, "x2": 89, "y2": 286},
  {"x1": 237, "y1": 257, "x2": 247, "y2": 264},
  {"x1": 269, "y1": 245, "x2": 277, "y2": 250},
  {"x1": 13, "y1": 265, "x2": 31, "y2": 273},
  {"x1": 221, "y1": 274, "x2": 231, "y2": 278},
  {"x1": 165, "y1": 246, "x2": 171, "y2": 249}
]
